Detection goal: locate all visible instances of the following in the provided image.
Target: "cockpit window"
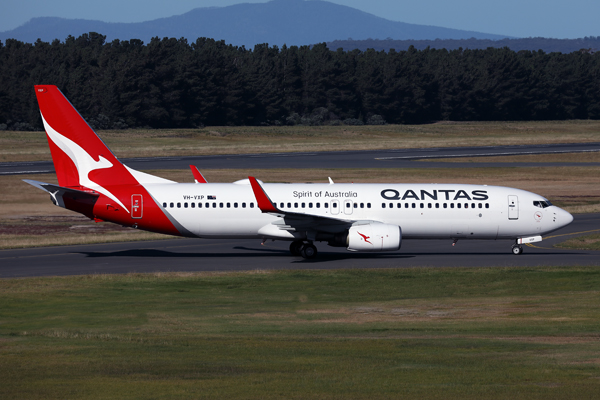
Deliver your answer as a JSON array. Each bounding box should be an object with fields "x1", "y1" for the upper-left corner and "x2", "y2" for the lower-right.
[{"x1": 533, "y1": 200, "x2": 553, "y2": 208}]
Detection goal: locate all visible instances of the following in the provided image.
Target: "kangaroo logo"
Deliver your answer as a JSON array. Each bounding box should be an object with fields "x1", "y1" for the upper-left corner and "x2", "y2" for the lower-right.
[
  {"x1": 42, "y1": 114, "x2": 129, "y2": 212},
  {"x1": 357, "y1": 231, "x2": 372, "y2": 244}
]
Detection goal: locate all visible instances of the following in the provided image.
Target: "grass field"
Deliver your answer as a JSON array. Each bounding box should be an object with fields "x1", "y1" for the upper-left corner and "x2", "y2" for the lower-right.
[
  {"x1": 2, "y1": 123, "x2": 600, "y2": 399},
  {"x1": 1, "y1": 268, "x2": 600, "y2": 399},
  {"x1": 556, "y1": 233, "x2": 600, "y2": 251},
  {"x1": 2, "y1": 120, "x2": 600, "y2": 162}
]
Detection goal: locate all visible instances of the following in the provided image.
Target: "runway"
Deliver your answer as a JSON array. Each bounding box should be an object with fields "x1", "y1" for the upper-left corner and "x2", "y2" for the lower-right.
[
  {"x1": 2, "y1": 143, "x2": 598, "y2": 277},
  {"x1": 1, "y1": 213, "x2": 598, "y2": 278},
  {"x1": 2, "y1": 142, "x2": 600, "y2": 175}
]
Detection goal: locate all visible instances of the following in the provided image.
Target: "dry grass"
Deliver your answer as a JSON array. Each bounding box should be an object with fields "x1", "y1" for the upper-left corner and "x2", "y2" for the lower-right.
[
  {"x1": 2, "y1": 267, "x2": 600, "y2": 399},
  {"x1": 2, "y1": 120, "x2": 600, "y2": 162},
  {"x1": 556, "y1": 233, "x2": 600, "y2": 250}
]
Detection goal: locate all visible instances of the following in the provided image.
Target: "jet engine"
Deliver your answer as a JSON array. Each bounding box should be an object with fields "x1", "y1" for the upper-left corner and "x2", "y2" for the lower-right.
[{"x1": 346, "y1": 223, "x2": 402, "y2": 252}]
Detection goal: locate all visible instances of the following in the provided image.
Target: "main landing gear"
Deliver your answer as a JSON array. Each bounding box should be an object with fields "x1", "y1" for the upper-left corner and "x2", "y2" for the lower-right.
[
  {"x1": 512, "y1": 243, "x2": 524, "y2": 255},
  {"x1": 290, "y1": 240, "x2": 318, "y2": 259}
]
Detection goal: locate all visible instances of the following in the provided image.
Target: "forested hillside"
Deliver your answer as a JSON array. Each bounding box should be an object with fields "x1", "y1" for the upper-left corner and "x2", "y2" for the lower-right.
[
  {"x1": 1, "y1": 33, "x2": 600, "y2": 130},
  {"x1": 328, "y1": 37, "x2": 600, "y2": 54}
]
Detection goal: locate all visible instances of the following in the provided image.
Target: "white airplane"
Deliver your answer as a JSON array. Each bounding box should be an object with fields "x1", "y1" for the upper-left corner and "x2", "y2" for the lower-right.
[{"x1": 25, "y1": 85, "x2": 573, "y2": 258}]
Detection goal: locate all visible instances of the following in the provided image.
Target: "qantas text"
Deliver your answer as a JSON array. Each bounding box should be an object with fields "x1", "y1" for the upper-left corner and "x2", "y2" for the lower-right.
[{"x1": 381, "y1": 189, "x2": 489, "y2": 201}]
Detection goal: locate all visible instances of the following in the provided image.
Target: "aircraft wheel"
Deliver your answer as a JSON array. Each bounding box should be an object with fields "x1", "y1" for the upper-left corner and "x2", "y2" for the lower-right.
[
  {"x1": 512, "y1": 244, "x2": 523, "y2": 255},
  {"x1": 300, "y1": 243, "x2": 318, "y2": 259},
  {"x1": 289, "y1": 240, "x2": 304, "y2": 256}
]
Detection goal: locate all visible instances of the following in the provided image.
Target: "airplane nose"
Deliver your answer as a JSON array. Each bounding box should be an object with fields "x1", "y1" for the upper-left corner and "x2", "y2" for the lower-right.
[{"x1": 560, "y1": 208, "x2": 574, "y2": 227}]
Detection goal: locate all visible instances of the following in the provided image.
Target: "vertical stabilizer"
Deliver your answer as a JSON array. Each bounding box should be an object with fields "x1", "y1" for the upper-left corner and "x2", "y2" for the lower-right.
[{"x1": 34, "y1": 85, "x2": 141, "y2": 211}]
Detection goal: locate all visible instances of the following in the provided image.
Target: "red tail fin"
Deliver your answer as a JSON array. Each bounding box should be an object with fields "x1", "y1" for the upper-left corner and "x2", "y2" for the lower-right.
[
  {"x1": 35, "y1": 85, "x2": 124, "y2": 188},
  {"x1": 35, "y1": 84, "x2": 147, "y2": 192},
  {"x1": 34, "y1": 85, "x2": 145, "y2": 212}
]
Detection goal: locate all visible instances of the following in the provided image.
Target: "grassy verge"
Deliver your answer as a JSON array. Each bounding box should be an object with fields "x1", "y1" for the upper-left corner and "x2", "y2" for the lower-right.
[
  {"x1": 555, "y1": 234, "x2": 600, "y2": 251},
  {"x1": 2, "y1": 120, "x2": 600, "y2": 162},
  {"x1": 1, "y1": 268, "x2": 600, "y2": 399}
]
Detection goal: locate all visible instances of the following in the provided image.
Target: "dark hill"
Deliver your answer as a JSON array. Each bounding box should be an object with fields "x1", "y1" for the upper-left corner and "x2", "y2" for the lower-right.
[{"x1": 1, "y1": 0, "x2": 508, "y2": 47}]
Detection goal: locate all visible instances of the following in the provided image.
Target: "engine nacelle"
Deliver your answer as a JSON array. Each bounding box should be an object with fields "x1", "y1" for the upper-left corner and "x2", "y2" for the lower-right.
[{"x1": 347, "y1": 223, "x2": 402, "y2": 252}]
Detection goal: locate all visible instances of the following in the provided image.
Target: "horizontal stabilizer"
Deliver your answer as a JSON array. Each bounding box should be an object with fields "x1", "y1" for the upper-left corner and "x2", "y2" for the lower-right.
[
  {"x1": 23, "y1": 179, "x2": 99, "y2": 215},
  {"x1": 23, "y1": 179, "x2": 99, "y2": 198}
]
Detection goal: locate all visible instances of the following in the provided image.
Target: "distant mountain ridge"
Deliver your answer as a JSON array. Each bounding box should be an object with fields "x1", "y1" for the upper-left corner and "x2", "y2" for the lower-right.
[{"x1": 0, "y1": 0, "x2": 508, "y2": 47}]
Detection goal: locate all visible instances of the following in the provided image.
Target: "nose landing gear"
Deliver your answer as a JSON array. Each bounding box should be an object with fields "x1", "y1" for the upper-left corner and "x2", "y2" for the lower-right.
[
  {"x1": 290, "y1": 240, "x2": 318, "y2": 259},
  {"x1": 512, "y1": 243, "x2": 523, "y2": 255}
]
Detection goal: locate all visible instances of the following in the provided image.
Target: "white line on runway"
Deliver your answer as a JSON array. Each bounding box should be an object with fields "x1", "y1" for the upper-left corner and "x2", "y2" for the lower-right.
[{"x1": 375, "y1": 149, "x2": 600, "y2": 160}]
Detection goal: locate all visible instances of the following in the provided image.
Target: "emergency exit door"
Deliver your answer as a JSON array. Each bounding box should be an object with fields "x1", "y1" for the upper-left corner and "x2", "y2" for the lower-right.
[
  {"x1": 131, "y1": 194, "x2": 143, "y2": 219},
  {"x1": 508, "y1": 195, "x2": 518, "y2": 220}
]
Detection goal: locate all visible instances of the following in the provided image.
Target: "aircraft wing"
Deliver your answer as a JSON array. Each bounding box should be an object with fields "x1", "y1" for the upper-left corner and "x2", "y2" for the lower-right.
[{"x1": 248, "y1": 176, "x2": 366, "y2": 238}]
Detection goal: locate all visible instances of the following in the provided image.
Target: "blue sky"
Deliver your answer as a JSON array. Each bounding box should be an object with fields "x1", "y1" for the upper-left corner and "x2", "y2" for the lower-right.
[{"x1": 2, "y1": 0, "x2": 599, "y2": 39}]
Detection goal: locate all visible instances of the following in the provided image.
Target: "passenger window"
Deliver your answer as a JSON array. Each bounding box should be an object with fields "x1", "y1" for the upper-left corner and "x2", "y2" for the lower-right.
[
  {"x1": 287, "y1": 202, "x2": 291, "y2": 208},
  {"x1": 451, "y1": 203, "x2": 455, "y2": 209},
  {"x1": 198, "y1": 203, "x2": 202, "y2": 208},
  {"x1": 354, "y1": 203, "x2": 358, "y2": 208},
  {"x1": 184, "y1": 203, "x2": 188, "y2": 208},
  {"x1": 280, "y1": 203, "x2": 284, "y2": 208},
  {"x1": 428, "y1": 203, "x2": 432, "y2": 208},
  {"x1": 227, "y1": 203, "x2": 230, "y2": 208},
  {"x1": 397, "y1": 203, "x2": 401, "y2": 208},
  {"x1": 412, "y1": 203, "x2": 416, "y2": 208},
  {"x1": 382, "y1": 203, "x2": 386, "y2": 208},
  {"x1": 242, "y1": 202, "x2": 246, "y2": 208},
  {"x1": 205, "y1": 203, "x2": 209, "y2": 208},
  {"x1": 234, "y1": 203, "x2": 238, "y2": 208},
  {"x1": 485, "y1": 203, "x2": 489, "y2": 209},
  {"x1": 219, "y1": 203, "x2": 223, "y2": 208},
  {"x1": 333, "y1": 203, "x2": 337, "y2": 208},
  {"x1": 163, "y1": 202, "x2": 167, "y2": 208},
  {"x1": 367, "y1": 203, "x2": 371, "y2": 208},
  {"x1": 191, "y1": 203, "x2": 195, "y2": 208},
  {"x1": 443, "y1": 203, "x2": 447, "y2": 208},
  {"x1": 324, "y1": 203, "x2": 328, "y2": 208},
  {"x1": 457, "y1": 203, "x2": 461, "y2": 209},
  {"x1": 478, "y1": 203, "x2": 482, "y2": 208},
  {"x1": 177, "y1": 203, "x2": 181, "y2": 208},
  {"x1": 212, "y1": 203, "x2": 217, "y2": 208},
  {"x1": 435, "y1": 203, "x2": 439, "y2": 208},
  {"x1": 302, "y1": 203, "x2": 305, "y2": 208},
  {"x1": 361, "y1": 203, "x2": 365, "y2": 208},
  {"x1": 250, "y1": 203, "x2": 254, "y2": 208},
  {"x1": 316, "y1": 203, "x2": 320, "y2": 208},
  {"x1": 294, "y1": 203, "x2": 298, "y2": 208},
  {"x1": 309, "y1": 203, "x2": 313, "y2": 208},
  {"x1": 420, "y1": 203, "x2": 424, "y2": 209}
]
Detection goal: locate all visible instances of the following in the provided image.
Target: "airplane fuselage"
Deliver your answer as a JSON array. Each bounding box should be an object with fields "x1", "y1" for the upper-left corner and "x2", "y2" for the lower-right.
[
  {"x1": 28, "y1": 85, "x2": 574, "y2": 258},
  {"x1": 112, "y1": 182, "x2": 570, "y2": 241}
]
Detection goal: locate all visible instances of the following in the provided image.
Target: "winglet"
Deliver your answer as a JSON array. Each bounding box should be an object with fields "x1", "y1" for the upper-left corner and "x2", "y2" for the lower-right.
[
  {"x1": 248, "y1": 176, "x2": 280, "y2": 213},
  {"x1": 190, "y1": 165, "x2": 207, "y2": 183}
]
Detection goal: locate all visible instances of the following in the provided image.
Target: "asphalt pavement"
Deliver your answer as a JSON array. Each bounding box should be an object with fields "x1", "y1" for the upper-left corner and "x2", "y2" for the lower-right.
[
  {"x1": 1, "y1": 213, "x2": 598, "y2": 278},
  {"x1": 2, "y1": 142, "x2": 600, "y2": 175}
]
